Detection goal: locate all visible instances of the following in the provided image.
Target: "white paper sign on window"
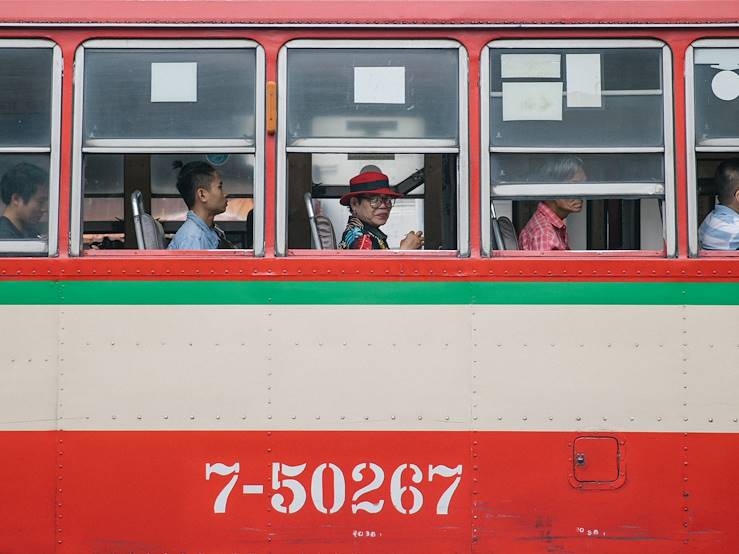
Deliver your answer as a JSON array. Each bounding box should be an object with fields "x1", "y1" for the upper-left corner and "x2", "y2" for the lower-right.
[
  {"x1": 502, "y1": 82, "x2": 563, "y2": 121},
  {"x1": 501, "y1": 54, "x2": 560, "y2": 79},
  {"x1": 151, "y1": 62, "x2": 198, "y2": 103},
  {"x1": 354, "y1": 67, "x2": 405, "y2": 104},
  {"x1": 695, "y1": 49, "x2": 739, "y2": 102},
  {"x1": 566, "y1": 54, "x2": 602, "y2": 108}
]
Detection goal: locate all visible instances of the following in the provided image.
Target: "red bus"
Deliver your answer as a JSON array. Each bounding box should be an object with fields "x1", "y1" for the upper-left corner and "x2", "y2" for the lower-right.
[{"x1": 1, "y1": 1, "x2": 738, "y2": 552}]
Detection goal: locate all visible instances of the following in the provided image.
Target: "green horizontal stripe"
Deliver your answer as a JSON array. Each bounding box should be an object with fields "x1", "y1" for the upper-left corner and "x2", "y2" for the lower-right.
[{"x1": 0, "y1": 280, "x2": 736, "y2": 305}]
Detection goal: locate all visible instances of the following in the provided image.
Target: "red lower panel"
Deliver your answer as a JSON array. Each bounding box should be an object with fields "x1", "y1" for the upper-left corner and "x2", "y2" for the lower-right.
[
  {"x1": 3, "y1": 431, "x2": 739, "y2": 553},
  {"x1": 0, "y1": 431, "x2": 57, "y2": 554}
]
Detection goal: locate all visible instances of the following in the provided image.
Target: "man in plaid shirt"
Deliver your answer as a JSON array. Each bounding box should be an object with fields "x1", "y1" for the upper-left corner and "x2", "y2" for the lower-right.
[
  {"x1": 518, "y1": 199, "x2": 583, "y2": 251},
  {"x1": 518, "y1": 156, "x2": 586, "y2": 251}
]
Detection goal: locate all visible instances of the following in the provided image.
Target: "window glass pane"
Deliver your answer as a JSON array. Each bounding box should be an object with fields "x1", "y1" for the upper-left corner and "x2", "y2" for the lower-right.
[
  {"x1": 491, "y1": 153, "x2": 664, "y2": 185},
  {"x1": 150, "y1": 153, "x2": 253, "y2": 196},
  {"x1": 311, "y1": 153, "x2": 425, "y2": 193},
  {"x1": 0, "y1": 154, "x2": 50, "y2": 241},
  {"x1": 287, "y1": 49, "x2": 459, "y2": 143},
  {"x1": 82, "y1": 153, "x2": 253, "y2": 249},
  {"x1": 694, "y1": 48, "x2": 739, "y2": 144},
  {"x1": 492, "y1": 197, "x2": 664, "y2": 251},
  {"x1": 83, "y1": 49, "x2": 256, "y2": 141},
  {"x1": 694, "y1": 154, "x2": 739, "y2": 251},
  {"x1": 489, "y1": 48, "x2": 663, "y2": 147},
  {"x1": 287, "y1": 152, "x2": 456, "y2": 250},
  {"x1": 0, "y1": 48, "x2": 52, "y2": 147}
]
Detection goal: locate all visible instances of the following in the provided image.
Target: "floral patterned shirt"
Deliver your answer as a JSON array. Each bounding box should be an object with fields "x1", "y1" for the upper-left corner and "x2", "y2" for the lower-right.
[{"x1": 339, "y1": 216, "x2": 389, "y2": 250}]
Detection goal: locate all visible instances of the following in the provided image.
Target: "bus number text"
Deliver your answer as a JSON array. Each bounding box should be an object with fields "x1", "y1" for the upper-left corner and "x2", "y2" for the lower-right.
[{"x1": 205, "y1": 461, "x2": 463, "y2": 516}]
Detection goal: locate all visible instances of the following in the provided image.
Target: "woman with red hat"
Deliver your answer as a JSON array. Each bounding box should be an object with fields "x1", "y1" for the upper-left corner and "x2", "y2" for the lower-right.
[{"x1": 338, "y1": 170, "x2": 424, "y2": 250}]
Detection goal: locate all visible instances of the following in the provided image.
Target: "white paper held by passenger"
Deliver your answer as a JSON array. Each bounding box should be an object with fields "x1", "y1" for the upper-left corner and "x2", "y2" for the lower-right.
[
  {"x1": 566, "y1": 54, "x2": 602, "y2": 108},
  {"x1": 151, "y1": 62, "x2": 198, "y2": 103},
  {"x1": 354, "y1": 67, "x2": 406, "y2": 104},
  {"x1": 501, "y1": 54, "x2": 560, "y2": 79},
  {"x1": 502, "y1": 82, "x2": 563, "y2": 121}
]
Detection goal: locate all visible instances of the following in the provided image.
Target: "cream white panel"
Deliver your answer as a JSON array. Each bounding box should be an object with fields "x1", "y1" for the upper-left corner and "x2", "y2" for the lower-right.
[
  {"x1": 0, "y1": 306, "x2": 58, "y2": 430},
  {"x1": 682, "y1": 306, "x2": 739, "y2": 430},
  {"x1": 473, "y1": 305, "x2": 687, "y2": 432},
  {"x1": 59, "y1": 306, "x2": 271, "y2": 430},
  {"x1": 7, "y1": 302, "x2": 739, "y2": 434},
  {"x1": 268, "y1": 306, "x2": 473, "y2": 430}
]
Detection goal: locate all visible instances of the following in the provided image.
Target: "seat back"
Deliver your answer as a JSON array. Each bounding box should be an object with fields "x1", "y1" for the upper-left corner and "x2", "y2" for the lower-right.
[
  {"x1": 497, "y1": 216, "x2": 519, "y2": 250},
  {"x1": 304, "y1": 192, "x2": 325, "y2": 249},
  {"x1": 490, "y1": 200, "x2": 519, "y2": 250},
  {"x1": 131, "y1": 190, "x2": 165, "y2": 249},
  {"x1": 314, "y1": 214, "x2": 337, "y2": 249}
]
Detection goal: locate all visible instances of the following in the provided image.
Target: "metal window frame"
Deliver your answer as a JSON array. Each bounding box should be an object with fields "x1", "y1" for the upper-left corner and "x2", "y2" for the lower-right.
[
  {"x1": 0, "y1": 39, "x2": 61, "y2": 256},
  {"x1": 70, "y1": 39, "x2": 265, "y2": 256},
  {"x1": 481, "y1": 39, "x2": 676, "y2": 257},
  {"x1": 686, "y1": 39, "x2": 739, "y2": 256},
  {"x1": 276, "y1": 39, "x2": 469, "y2": 256},
  {"x1": 491, "y1": 183, "x2": 666, "y2": 199}
]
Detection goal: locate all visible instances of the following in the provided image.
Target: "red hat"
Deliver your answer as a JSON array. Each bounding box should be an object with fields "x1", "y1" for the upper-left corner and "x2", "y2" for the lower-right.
[{"x1": 339, "y1": 171, "x2": 403, "y2": 206}]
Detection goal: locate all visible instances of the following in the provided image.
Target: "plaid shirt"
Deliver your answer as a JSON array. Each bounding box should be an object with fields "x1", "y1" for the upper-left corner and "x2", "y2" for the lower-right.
[{"x1": 518, "y1": 202, "x2": 570, "y2": 251}]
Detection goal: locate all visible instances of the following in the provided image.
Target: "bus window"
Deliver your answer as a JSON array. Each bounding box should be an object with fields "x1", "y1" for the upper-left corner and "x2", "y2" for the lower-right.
[
  {"x1": 82, "y1": 153, "x2": 254, "y2": 249},
  {"x1": 0, "y1": 42, "x2": 61, "y2": 255},
  {"x1": 482, "y1": 40, "x2": 675, "y2": 255},
  {"x1": 278, "y1": 41, "x2": 468, "y2": 254},
  {"x1": 689, "y1": 42, "x2": 739, "y2": 255},
  {"x1": 71, "y1": 40, "x2": 264, "y2": 254}
]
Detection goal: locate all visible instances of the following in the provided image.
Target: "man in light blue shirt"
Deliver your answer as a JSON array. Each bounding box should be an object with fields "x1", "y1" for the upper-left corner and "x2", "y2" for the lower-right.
[
  {"x1": 699, "y1": 159, "x2": 739, "y2": 251},
  {"x1": 168, "y1": 160, "x2": 229, "y2": 250}
]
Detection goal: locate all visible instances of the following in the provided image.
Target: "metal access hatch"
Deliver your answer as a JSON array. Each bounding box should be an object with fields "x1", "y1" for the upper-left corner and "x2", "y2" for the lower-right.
[{"x1": 570, "y1": 436, "x2": 626, "y2": 490}]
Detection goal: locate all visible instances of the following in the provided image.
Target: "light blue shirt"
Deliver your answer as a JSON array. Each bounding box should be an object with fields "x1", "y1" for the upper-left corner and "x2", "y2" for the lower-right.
[
  {"x1": 698, "y1": 204, "x2": 739, "y2": 251},
  {"x1": 168, "y1": 211, "x2": 221, "y2": 250}
]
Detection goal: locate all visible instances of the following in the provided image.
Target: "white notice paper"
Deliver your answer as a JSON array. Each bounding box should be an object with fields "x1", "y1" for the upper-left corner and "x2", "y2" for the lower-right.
[
  {"x1": 151, "y1": 62, "x2": 198, "y2": 103},
  {"x1": 502, "y1": 82, "x2": 563, "y2": 121},
  {"x1": 694, "y1": 48, "x2": 739, "y2": 69},
  {"x1": 566, "y1": 54, "x2": 602, "y2": 108},
  {"x1": 354, "y1": 67, "x2": 405, "y2": 104},
  {"x1": 501, "y1": 54, "x2": 560, "y2": 79}
]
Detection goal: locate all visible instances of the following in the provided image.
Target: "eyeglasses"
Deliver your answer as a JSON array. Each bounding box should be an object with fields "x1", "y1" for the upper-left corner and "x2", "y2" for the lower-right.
[{"x1": 363, "y1": 195, "x2": 396, "y2": 208}]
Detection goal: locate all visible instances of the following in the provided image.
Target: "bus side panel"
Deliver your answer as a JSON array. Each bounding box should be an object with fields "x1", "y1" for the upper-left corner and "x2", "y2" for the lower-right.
[
  {"x1": 56, "y1": 431, "x2": 472, "y2": 553},
  {"x1": 57, "y1": 431, "x2": 272, "y2": 553},
  {"x1": 0, "y1": 431, "x2": 57, "y2": 554},
  {"x1": 6, "y1": 430, "x2": 739, "y2": 552},
  {"x1": 683, "y1": 433, "x2": 739, "y2": 553},
  {"x1": 474, "y1": 431, "x2": 698, "y2": 553}
]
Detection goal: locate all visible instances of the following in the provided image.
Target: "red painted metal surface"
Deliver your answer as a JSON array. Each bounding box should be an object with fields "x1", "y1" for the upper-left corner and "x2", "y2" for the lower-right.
[
  {"x1": 0, "y1": 1, "x2": 738, "y2": 26},
  {"x1": 0, "y1": 432, "x2": 57, "y2": 554},
  {"x1": 3, "y1": 431, "x2": 739, "y2": 552}
]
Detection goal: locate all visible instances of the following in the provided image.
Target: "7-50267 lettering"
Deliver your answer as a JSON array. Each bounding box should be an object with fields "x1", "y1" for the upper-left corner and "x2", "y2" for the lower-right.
[{"x1": 205, "y1": 461, "x2": 463, "y2": 516}]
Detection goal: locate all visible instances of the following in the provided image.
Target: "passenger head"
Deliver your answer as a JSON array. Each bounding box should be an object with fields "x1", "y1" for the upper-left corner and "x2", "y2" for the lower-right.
[
  {"x1": 537, "y1": 155, "x2": 587, "y2": 183},
  {"x1": 340, "y1": 169, "x2": 402, "y2": 228},
  {"x1": 173, "y1": 160, "x2": 227, "y2": 215},
  {"x1": 539, "y1": 155, "x2": 586, "y2": 219},
  {"x1": 715, "y1": 159, "x2": 739, "y2": 209},
  {"x1": 0, "y1": 163, "x2": 49, "y2": 229}
]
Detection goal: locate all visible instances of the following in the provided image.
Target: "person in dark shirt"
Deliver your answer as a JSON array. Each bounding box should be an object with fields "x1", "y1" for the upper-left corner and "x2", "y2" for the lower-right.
[
  {"x1": 338, "y1": 169, "x2": 423, "y2": 250},
  {"x1": 0, "y1": 163, "x2": 48, "y2": 239}
]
